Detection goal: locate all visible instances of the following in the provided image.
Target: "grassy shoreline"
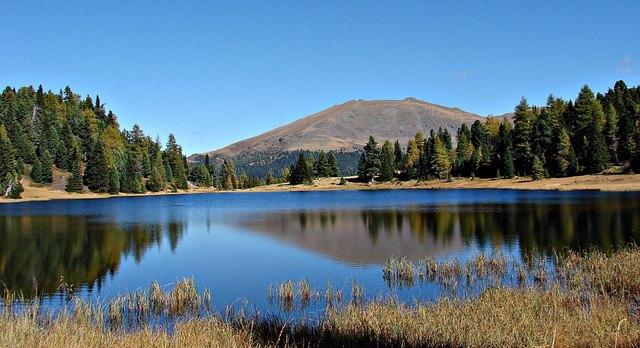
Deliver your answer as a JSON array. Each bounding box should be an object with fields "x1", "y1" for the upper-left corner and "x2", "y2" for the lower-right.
[
  {"x1": 2, "y1": 173, "x2": 640, "y2": 204},
  {"x1": 2, "y1": 248, "x2": 640, "y2": 347}
]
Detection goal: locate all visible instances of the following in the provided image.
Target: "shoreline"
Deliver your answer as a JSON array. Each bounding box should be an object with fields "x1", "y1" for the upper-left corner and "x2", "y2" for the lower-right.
[{"x1": 2, "y1": 173, "x2": 640, "y2": 204}]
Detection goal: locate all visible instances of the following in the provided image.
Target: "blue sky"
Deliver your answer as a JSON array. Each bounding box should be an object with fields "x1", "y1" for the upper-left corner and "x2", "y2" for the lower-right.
[{"x1": 1, "y1": 1, "x2": 638, "y2": 155}]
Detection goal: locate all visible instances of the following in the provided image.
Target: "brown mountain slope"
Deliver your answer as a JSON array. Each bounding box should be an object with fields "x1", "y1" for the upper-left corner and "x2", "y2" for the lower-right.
[{"x1": 208, "y1": 97, "x2": 486, "y2": 157}]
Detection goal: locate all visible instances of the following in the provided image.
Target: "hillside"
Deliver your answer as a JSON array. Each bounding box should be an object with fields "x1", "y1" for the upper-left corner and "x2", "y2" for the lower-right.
[{"x1": 205, "y1": 97, "x2": 486, "y2": 158}]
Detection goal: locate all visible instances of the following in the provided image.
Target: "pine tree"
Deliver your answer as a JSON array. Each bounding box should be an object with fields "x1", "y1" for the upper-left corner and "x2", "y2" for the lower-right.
[
  {"x1": 357, "y1": 152, "x2": 367, "y2": 181},
  {"x1": 379, "y1": 140, "x2": 395, "y2": 181},
  {"x1": 8, "y1": 175, "x2": 23, "y2": 199},
  {"x1": 363, "y1": 136, "x2": 381, "y2": 181},
  {"x1": 30, "y1": 158, "x2": 43, "y2": 183},
  {"x1": 65, "y1": 159, "x2": 84, "y2": 193},
  {"x1": 503, "y1": 145, "x2": 515, "y2": 178},
  {"x1": 585, "y1": 113, "x2": 610, "y2": 173},
  {"x1": 40, "y1": 149, "x2": 53, "y2": 183},
  {"x1": 393, "y1": 140, "x2": 404, "y2": 169},
  {"x1": 328, "y1": 151, "x2": 340, "y2": 177},
  {"x1": 291, "y1": 153, "x2": 310, "y2": 185},
  {"x1": 531, "y1": 155, "x2": 545, "y2": 180},
  {"x1": 0, "y1": 125, "x2": 16, "y2": 183},
  {"x1": 314, "y1": 151, "x2": 330, "y2": 177},
  {"x1": 84, "y1": 141, "x2": 109, "y2": 192},
  {"x1": 108, "y1": 166, "x2": 120, "y2": 194},
  {"x1": 513, "y1": 97, "x2": 534, "y2": 175},
  {"x1": 603, "y1": 102, "x2": 618, "y2": 164}
]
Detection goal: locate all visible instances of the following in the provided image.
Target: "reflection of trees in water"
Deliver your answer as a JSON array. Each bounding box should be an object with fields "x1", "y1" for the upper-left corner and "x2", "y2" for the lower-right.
[
  {"x1": 299, "y1": 198, "x2": 640, "y2": 257},
  {"x1": 0, "y1": 216, "x2": 185, "y2": 295}
]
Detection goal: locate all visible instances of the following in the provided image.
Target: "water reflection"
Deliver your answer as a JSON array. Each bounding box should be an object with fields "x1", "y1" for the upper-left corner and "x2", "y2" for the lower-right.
[
  {"x1": 0, "y1": 215, "x2": 184, "y2": 295},
  {"x1": 238, "y1": 199, "x2": 640, "y2": 264},
  {"x1": 1, "y1": 190, "x2": 639, "y2": 301}
]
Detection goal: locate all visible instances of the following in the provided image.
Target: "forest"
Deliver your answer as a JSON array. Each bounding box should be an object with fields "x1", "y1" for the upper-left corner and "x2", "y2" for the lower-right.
[
  {"x1": 0, "y1": 85, "x2": 191, "y2": 198},
  {"x1": 356, "y1": 81, "x2": 640, "y2": 182},
  {"x1": 2, "y1": 81, "x2": 639, "y2": 198}
]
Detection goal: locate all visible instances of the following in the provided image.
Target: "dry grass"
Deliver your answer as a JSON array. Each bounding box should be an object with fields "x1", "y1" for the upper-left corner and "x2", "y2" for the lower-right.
[{"x1": 2, "y1": 249, "x2": 640, "y2": 347}]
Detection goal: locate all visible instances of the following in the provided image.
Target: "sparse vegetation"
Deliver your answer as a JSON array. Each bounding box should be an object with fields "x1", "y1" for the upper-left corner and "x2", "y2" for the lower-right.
[{"x1": 2, "y1": 247, "x2": 640, "y2": 347}]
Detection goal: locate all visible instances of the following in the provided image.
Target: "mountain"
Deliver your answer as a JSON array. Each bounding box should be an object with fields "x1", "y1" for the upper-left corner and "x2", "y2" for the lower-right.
[{"x1": 205, "y1": 97, "x2": 486, "y2": 158}]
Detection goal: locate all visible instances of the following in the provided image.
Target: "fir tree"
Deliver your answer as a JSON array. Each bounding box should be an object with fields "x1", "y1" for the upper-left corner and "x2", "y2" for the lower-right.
[
  {"x1": 65, "y1": 159, "x2": 84, "y2": 193},
  {"x1": 40, "y1": 149, "x2": 53, "y2": 183},
  {"x1": 8, "y1": 175, "x2": 23, "y2": 199},
  {"x1": 328, "y1": 151, "x2": 340, "y2": 177},
  {"x1": 0, "y1": 125, "x2": 16, "y2": 183},
  {"x1": 84, "y1": 141, "x2": 109, "y2": 192},
  {"x1": 379, "y1": 140, "x2": 395, "y2": 182},
  {"x1": 30, "y1": 158, "x2": 43, "y2": 183},
  {"x1": 531, "y1": 155, "x2": 545, "y2": 180},
  {"x1": 393, "y1": 140, "x2": 404, "y2": 170},
  {"x1": 108, "y1": 166, "x2": 120, "y2": 194}
]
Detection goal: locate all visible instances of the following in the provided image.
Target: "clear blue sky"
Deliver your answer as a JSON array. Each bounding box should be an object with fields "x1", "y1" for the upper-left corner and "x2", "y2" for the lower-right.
[{"x1": 2, "y1": 1, "x2": 638, "y2": 155}]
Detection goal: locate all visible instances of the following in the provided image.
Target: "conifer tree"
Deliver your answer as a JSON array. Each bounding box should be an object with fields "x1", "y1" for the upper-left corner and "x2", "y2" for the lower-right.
[
  {"x1": 431, "y1": 137, "x2": 452, "y2": 179},
  {"x1": 393, "y1": 140, "x2": 404, "y2": 169},
  {"x1": 30, "y1": 158, "x2": 43, "y2": 183},
  {"x1": 40, "y1": 149, "x2": 53, "y2": 183},
  {"x1": 328, "y1": 151, "x2": 340, "y2": 177},
  {"x1": 84, "y1": 141, "x2": 109, "y2": 192},
  {"x1": 513, "y1": 97, "x2": 534, "y2": 175},
  {"x1": 8, "y1": 174, "x2": 23, "y2": 199},
  {"x1": 357, "y1": 152, "x2": 367, "y2": 181},
  {"x1": 531, "y1": 155, "x2": 545, "y2": 180},
  {"x1": 379, "y1": 140, "x2": 395, "y2": 181},
  {"x1": 363, "y1": 136, "x2": 381, "y2": 181},
  {"x1": 0, "y1": 125, "x2": 16, "y2": 182},
  {"x1": 65, "y1": 159, "x2": 84, "y2": 193}
]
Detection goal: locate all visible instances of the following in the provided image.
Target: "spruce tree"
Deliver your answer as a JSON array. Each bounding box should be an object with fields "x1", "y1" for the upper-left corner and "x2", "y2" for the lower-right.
[
  {"x1": 513, "y1": 97, "x2": 534, "y2": 175},
  {"x1": 379, "y1": 140, "x2": 395, "y2": 182},
  {"x1": 531, "y1": 155, "x2": 545, "y2": 180},
  {"x1": 30, "y1": 158, "x2": 43, "y2": 183},
  {"x1": 8, "y1": 175, "x2": 23, "y2": 199},
  {"x1": 65, "y1": 159, "x2": 84, "y2": 193},
  {"x1": 0, "y1": 125, "x2": 16, "y2": 182},
  {"x1": 364, "y1": 136, "x2": 381, "y2": 181},
  {"x1": 40, "y1": 149, "x2": 53, "y2": 183},
  {"x1": 108, "y1": 166, "x2": 120, "y2": 194},
  {"x1": 328, "y1": 151, "x2": 340, "y2": 177},
  {"x1": 393, "y1": 140, "x2": 404, "y2": 170},
  {"x1": 84, "y1": 142, "x2": 109, "y2": 192}
]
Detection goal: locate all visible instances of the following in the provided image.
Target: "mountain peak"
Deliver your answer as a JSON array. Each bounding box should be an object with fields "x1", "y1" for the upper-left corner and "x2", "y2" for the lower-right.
[{"x1": 203, "y1": 98, "x2": 484, "y2": 157}]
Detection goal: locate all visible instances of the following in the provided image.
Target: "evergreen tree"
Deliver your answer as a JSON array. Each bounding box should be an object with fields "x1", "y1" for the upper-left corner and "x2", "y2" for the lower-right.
[
  {"x1": 314, "y1": 151, "x2": 330, "y2": 177},
  {"x1": 165, "y1": 134, "x2": 188, "y2": 190},
  {"x1": 584, "y1": 112, "x2": 610, "y2": 173},
  {"x1": 379, "y1": 140, "x2": 395, "y2": 181},
  {"x1": 357, "y1": 152, "x2": 367, "y2": 181},
  {"x1": 531, "y1": 155, "x2": 545, "y2": 180},
  {"x1": 8, "y1": 175, "x2": 23, "y2": 199},
  {"x1": 503, "y1": 145, "x2": 515, "y2": 178},
  {"x1": 84, "y1": 141, "x2": 109, "y2": 192},
  {"x1": 290, "y1": 152, "x2": 310, "y2": 185},
  {"x1": 513, "y1": 97, "x2": 534, "y2": 175},
  {"x1": 603, "y1": 102, "x2": 619, "y2": 164},
  {"x1": 15, "y1": 158, "x2": 24, "y2": 176},
  {"x1": 328, "y1": 151, "x2": 340, "y2": 177},
  {"x1": 65, "y1": 159, "x2": 84, "y2": 193},
  {"x1": 40, "y1": 149, "x2": 53, "y2": 183},
  {"x1": 194, "y1": 165, "x2": 212, "y2": 187},
  {"x1": 0, "y1": 125, "x2": 16, "y2": 183},
  {"x1": 393, "y1": 140, "x2": 404, "y2": 169},
  {"x1": 363, "y1": 136, "x2": 381, "y2": 181},
  {"x1": 30, "y1": 158, "x2": 43, "y2": 183},
  {"x1": 146, "y1": 166, "x2": 164, "y2": 192}
]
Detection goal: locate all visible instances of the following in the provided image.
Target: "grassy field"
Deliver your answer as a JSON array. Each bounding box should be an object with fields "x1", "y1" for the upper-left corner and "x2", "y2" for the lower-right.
[{"x1": 2, "y1": 248, "x2": 640, "y2": 347}]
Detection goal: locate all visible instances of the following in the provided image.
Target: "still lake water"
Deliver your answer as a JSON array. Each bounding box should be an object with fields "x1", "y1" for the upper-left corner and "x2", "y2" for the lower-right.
[{"x1": 1, "y1": 189, "x2": 640, "y2": 312}]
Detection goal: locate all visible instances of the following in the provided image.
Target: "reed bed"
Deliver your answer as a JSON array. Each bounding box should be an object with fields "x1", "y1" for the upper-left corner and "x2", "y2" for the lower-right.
[{"x1": 2, "y1": 248, "x2": 640, "y2": 347}]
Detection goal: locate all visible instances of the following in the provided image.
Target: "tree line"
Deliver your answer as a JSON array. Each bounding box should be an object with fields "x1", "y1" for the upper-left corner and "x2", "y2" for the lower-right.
[
  {"x1": 0, "y1": 85, "x2": 191, "y2": 198},
  {"x1": 357, "y1": 81, "x2": 640, "y2": 182}
]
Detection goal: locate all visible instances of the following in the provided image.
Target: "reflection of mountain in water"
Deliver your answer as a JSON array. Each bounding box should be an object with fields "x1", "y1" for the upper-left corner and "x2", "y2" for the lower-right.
[
  {"x1": 0, "y1": 215, "x2": 185, "y2": 295},
  {"x1": 238, "y1": 209, "x2": 467, "y2": 265},
  {"x1": 239, "y1": 198, "x2": 640, "y2": 265}
]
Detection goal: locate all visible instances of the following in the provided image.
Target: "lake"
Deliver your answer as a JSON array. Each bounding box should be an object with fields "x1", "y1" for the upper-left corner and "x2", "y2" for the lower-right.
[{"x1": 1, "y1": 189, "x2": 640, "y2": 314}]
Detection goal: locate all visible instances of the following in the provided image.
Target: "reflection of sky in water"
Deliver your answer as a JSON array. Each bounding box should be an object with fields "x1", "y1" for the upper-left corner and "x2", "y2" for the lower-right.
[{"x1": 0, "y1": 189, "x2": 639, "y2": 313}]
